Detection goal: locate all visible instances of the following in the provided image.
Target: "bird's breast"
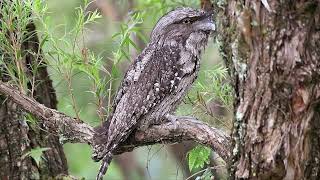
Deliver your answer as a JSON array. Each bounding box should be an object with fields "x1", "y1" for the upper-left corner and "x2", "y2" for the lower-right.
[{"x1": 137, "y1": 51, "x2": 200, "y2": 130}]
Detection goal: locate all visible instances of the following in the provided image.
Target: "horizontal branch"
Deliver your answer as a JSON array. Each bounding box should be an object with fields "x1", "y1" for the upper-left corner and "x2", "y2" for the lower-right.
[
  {"x1": 118, "y1": 116, "x2": 231, "y2": 161},
  {"x1": 0, "y1": 81, "x2": 231, "y2": 161}
]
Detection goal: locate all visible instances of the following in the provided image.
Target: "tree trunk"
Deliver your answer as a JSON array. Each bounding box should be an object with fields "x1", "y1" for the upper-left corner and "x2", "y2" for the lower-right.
[
  {"x1": 216, "y1": 0, "x2": 320, "y2": 179},
  {"x1": 0, "y1": 2, "x2": 68, "y2": 179}
]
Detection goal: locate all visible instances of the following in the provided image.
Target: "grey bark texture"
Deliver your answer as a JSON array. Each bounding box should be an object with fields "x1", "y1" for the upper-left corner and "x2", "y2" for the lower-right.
[{"x1": 215, "y1": 0, "x2": 320, "y2": 179}]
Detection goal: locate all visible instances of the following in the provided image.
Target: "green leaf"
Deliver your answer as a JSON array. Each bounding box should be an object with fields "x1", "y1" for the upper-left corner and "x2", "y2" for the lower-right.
[
  {"x1": 188, "y1": 145, "x2": 211, "y2": 171},
  {"x1": 22, "y1": 147, "x2": 51, "y2": 166},
  {"x1": 111, "y1": 64, "x2": 120, "y2": 78},
  {"x1": 25, "y1": 113, "x2": 38, "y2": 125},
  {"x1": 39, "y1": 34, "x2": 49, "y2": 49},
  {"x1": 128, "y1": 38, "x2": 140, "y2": 51}
]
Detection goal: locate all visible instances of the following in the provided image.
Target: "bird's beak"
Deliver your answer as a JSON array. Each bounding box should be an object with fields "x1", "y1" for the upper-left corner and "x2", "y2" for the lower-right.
[{"x1": 195, "y1": 15, "x2": 215, "y2": 32}]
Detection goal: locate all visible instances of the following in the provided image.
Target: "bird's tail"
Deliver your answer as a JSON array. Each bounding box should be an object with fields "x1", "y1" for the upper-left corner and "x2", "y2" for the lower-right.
[{"x1": 96, "y1": 152, "x2": 113, "y2": 180}]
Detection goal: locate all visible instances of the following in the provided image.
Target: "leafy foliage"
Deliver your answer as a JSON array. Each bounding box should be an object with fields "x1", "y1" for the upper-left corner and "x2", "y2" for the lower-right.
[
  {"x1": 112, "y1": 11, "x2": 145, "y2": 64},
  {"x1": 0, "y1": 0, "x2": 34, "y2": 91},
  {"x1": 192, "y1": 64, "x2": 233, "y2": 111},
  {"x1": 185, "y1": 63, "x2": 232, "y2": 177},
  {"x1": 197, "y1": 64, "x2": 233, "y2": 108},
  {"x1": 188, "y1": 145, "x2": 211, "y2": 171},
  {"x1": 26, "y1": 0, "x2": 108, "y2": 120}
]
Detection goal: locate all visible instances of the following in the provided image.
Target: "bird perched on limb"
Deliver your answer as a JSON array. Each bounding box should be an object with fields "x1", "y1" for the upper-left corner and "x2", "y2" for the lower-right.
[{"x1": 92, "y1": 7, "x2": 215, "y2": 180}]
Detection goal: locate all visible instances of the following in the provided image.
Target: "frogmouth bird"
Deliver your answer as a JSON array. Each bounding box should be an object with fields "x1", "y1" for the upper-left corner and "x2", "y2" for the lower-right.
[{"x1": 92, "y1": 7, "x2": 215, "y2": 179}]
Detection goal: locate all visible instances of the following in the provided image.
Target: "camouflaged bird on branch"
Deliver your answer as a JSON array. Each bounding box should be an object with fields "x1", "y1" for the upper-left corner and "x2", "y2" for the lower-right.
[{"x1": 92, "y1": 7, "x2": 215, "y2": 180}]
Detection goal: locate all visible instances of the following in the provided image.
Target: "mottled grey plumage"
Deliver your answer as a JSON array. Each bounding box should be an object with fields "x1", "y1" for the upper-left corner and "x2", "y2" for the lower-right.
[{"x1": 93, "y1": 7, "x2": 214, "y2": 179}]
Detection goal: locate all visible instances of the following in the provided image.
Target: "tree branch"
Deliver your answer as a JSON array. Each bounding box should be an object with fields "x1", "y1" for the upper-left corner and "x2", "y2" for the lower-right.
[
  {"x1": 0, "y1": 81, "x2": 231, "y2": 161},
  {"x1": 117, "y1": 117, "x2": 231, "y2": 161},
  {"x1": 0, "y1": 81, "x2": 94, "y2": 144}
]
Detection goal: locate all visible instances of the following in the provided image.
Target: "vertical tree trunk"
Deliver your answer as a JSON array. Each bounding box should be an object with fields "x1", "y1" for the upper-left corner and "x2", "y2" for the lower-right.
[
  {"x1": 0, "y1": 2, "x2": 68, "y2": 179},
  {"x1": 216, "y1": 0, "x2": 320, "y2": 179}
]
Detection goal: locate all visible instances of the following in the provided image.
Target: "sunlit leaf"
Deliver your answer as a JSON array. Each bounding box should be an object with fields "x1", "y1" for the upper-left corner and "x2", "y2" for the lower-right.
[{"x1": 188, "y1": 145, "x2": 211, "y2": 171}]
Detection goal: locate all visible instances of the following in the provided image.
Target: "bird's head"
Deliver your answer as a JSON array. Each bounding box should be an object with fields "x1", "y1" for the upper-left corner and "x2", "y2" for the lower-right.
[{"x1": 150, "y1": 7, "x2": 215, "y2": 51}]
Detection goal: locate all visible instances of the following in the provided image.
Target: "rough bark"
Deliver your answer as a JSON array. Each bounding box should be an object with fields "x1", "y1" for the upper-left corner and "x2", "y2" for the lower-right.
[
  {"x1": 215, "y1": 0, "x2": 320, "y2": 179},
  {"x1": 0, "y1": 11, "x2": 68, "y2": 180}
]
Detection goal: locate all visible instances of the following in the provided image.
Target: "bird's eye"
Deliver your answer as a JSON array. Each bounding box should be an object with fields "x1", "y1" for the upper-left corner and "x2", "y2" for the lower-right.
[{"x1": 183, "y1": 18, "x2": 191, "y2": 24}]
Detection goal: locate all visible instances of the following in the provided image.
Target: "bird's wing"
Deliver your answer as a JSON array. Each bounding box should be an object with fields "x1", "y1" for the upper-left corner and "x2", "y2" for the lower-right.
[
  {"x1": 93, "y1": 46, "x2": 156, "y2": 142},
  {"x1": 106, "y1": 44, "x2": 182, "y2": 148}
]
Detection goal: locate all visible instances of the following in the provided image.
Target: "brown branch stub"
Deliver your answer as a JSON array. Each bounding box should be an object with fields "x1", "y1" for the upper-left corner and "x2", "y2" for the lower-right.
[{"x1": 0, "y1": 81, "x2": 231, "y2": 162}]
